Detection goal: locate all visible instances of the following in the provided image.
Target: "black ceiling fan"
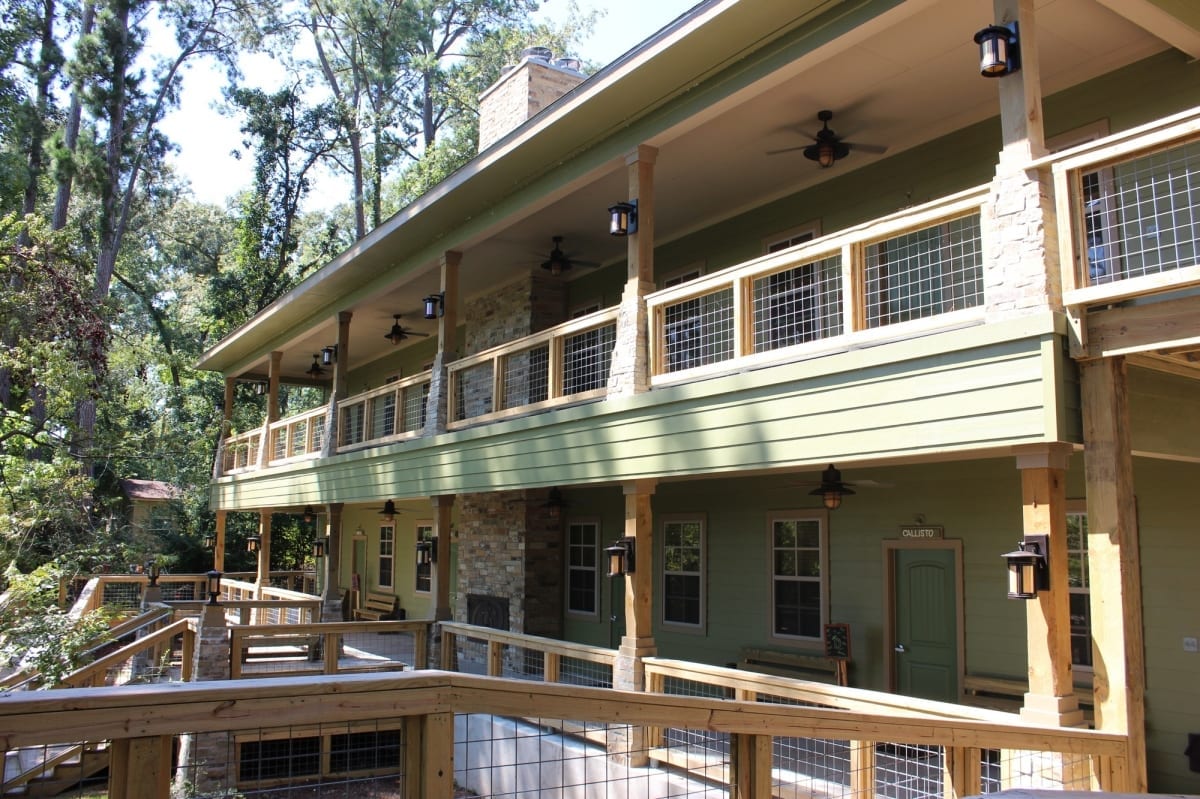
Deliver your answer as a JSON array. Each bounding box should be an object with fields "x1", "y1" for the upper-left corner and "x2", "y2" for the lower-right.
[
  {"x1": 768, "y1": 110, "x2": 888, "y2": 168},
  {"x1": 383, "y1": 314, "x2": 429, "y2": 345},
  {"x1": 540, "y1": 235, "x2": 598, "y2": 276}
]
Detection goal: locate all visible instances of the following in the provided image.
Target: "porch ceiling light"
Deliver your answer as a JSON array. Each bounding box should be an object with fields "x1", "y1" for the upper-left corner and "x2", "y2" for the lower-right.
[
  {"x1": 974, "y1": 22, "x2": 1020, "y2": 78},
  {"x1": 246, "y1": 534, "x2": 261, "y2": 553},
  {"x1": 385, "y1": 315, "x2": 406, "y2": 345},
  {"x1": 608, "y1": 200, "x2": 638, "y2": 236},
  {"x1": 605, "y1": 537, "x2": 636, "y2": 577},
  {"x1": 380, "y1": 499, "x2": 397, "y2": 522},
  {"x1": 206, "y1": 570, "x2": 223, "y2": 605},
  {"x1": 804, "y1": 139, "x2": 846, "y2": 169},
  {"x1": 1002, "y1": 534, "x2": 1049, "y2": 599},
  {"x1": 423, "y1": 293, "x2": 445, "y2": 320},
  {"x1": 305, "y1": 354, "x2": 325, "y2": 378},
  {"x1": 542, "y1": 487, "x2": 568, "y2": 522},
  {"x1": 810, "y1": 464, "x2": 854, "y2": 510}
]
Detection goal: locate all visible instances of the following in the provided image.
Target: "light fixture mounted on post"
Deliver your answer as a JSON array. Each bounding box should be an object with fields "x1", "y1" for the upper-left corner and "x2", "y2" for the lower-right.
[
  {"x1": 206, "y1": 569, "x2": 223, "y2": 605},
  {"x1": 312, "y1": 537, "x2": 328, "y2": 558},
  {"x1": 415, "y1": 537, "x2": 438, "y2": 565},
  {"x1": 321, "y1": 345, "x2": 338, "y2": 367},
  {"x1": 1002, "y1": 534, "x2": 1049, "y2": 599},
  {"x1": 305, "y1": 354, "x2": 325, "y2": 379},
  {"x1": 253, "y1": 380, "x2": 267, "y2": 396},
  {"x1": 810, "y1": 464, "x2": 855, "y2": 510},
  {"x1": 605, "y1": 537, "x2": 636, "y2": 577},
  {"x1": 973, "y1": 22, "x2": 1020, "y2": 78},
  {"x1": 542, "y1": 488, "x2": 568, "y2": 522},
  {"x1": 203, "y1": 533, "x2": 216, "y2": 549},
  {"x1": 608, "y1": 200, "x2": 638, "y2": 236},
  {"x1": 246, "y1": 534, "x2": 261, "y2": 553},
  {"x1": 303, "y1": 505, "x2": 315, "y2": 524},
  {"x1": 423, "y1": 293, "x2": 445, "y2": 319},
  {"x1": 144, "y1": 559, "x2": 160, "y2": 587}
]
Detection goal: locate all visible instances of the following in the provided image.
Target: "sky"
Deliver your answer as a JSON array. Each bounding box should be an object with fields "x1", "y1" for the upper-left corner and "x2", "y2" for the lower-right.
[{"x1": 159, "y1": 0, "x2": 699, "y2": 209}]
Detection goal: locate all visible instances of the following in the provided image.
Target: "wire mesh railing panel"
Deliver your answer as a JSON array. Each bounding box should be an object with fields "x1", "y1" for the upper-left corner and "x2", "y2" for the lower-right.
[
  {"x1": 1084, "y1": 140, "x2": 1200, "y2": 284},
  {"x1": 874, "y1": 743, "x2": 945, "y2": 799},
  {"x1": 370, "y1": 393, "x2": 397, "y2": 439},
  {"x1": 160, "y1": 580, "x2": 197, "y2": 601},
  {"x1": 501, "y1": 345, "x2": 550, "y2": 410},
  {"x1": 339, "y1": 402, "x2": 366, "y2": 446},
  {"x1": 562, "y1": 323, "x2": 615, "y2": 395},
  {"x1": 558, "y1": 655, "x2": 613, "y2": 689},
  {"x1": 753, "y1": 255, "x2": 844, "y2": 352},
  {"x1": 509, "y1": 645, "x2": 545, "y2": 681},
  {"x1": 289, "y1": 420, "x2": 308, "y2": 457},
  {"x1": 453, "y1": 362, "x2": 494, "y2": 421},
  {"x1": 271, "y1": 427, "x2": 287, "y2": 461},
  {"x1": 311, "y1": 415, "x2": 325, "y2": 452},
  {"x1": 663, "y1": 288, "x2": 735, "y2": 373},
  {"x1": 658, "y1": 676, "x2": 733, "y2": 767},
  {"x1": 101, "y1": 581, "x2": 142, "y2": 610},
  {"x1": 771, "y1": 736, "x2": 852, "y2": 799},
  {"x1": 864, "y1": 213, "x2": 983, "y2": 327},
  {"x1": 981, "y1": 748, "x2": 1098, "y2": 792},
  {"x1": 400, "y1": 382, "x2": 429, "y2": 433}
]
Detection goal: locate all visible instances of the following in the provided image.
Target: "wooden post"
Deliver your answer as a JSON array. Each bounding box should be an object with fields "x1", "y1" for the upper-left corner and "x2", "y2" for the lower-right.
[
  {"x1": 324, "y1": 503, "x2": 344, "y2": 605},
  {"x1": 256, "y1": 509, "x2": 271, "y2": 604},
  {"x1": 730, "y1": 733, "x2": 770, "y2": 799},
  {"x1": 333, "y1": 310, "x2": 352, "y2": 400},
  {"x1": 943, "y1": 746, "x2": 982, "y2": 799},
  {"x1": 849, "y1": 740, "x2": 876, "y2": 799},
  {"x1": 419, "y1": 712, "x2": 455, "y2": 799},
  {"x1": 433, "y1": 495, "x2": 454, "y2": 621},
  {"x1": 424, "y1": 251, "x2": 461, "y2": 436},
  {"x1": 1016, "y1": 445, "x2": 1083, "y2": 727},
  {"x1": 1080, "y1": 357, "x2": 1146, "y2": 791},
  {"x1": 109, "y1": 735, "x2": 172, "y2": 799},
  {"x1": 213, "y1": 509, "x2": 226, "y2": 572},
  {"x1": 607, "y1": 146, "x2": 657, "y2": 396}
]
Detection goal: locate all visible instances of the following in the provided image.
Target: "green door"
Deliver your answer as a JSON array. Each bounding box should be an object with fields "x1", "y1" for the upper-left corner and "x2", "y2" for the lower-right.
[{"x1": 894, "y1": 548, "x2": 958, "y2": 702}]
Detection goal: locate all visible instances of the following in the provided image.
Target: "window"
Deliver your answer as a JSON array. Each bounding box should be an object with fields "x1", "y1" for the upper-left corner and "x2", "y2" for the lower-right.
[
  {"x1": 415, "y1": 523, "x2": 433, "y2": 593},
  {"x1": 377, "y1": 524, "x2": 394, "y2": 588},
  {"x1": 764, "y1": 222, "x2": 820, "y2": 254},
  {"x1": 566, "y1": 521, "x2": 599, "y2": 615},
  {"x1": 1066, "y1": 507, "x2": 1092, "y2": 669},
  {"x1": 770, "y1": 511, "x2": 827, "y2": 640},
  {"x1": 662, "y1": 517, "x2": 704, "y2": 628}
]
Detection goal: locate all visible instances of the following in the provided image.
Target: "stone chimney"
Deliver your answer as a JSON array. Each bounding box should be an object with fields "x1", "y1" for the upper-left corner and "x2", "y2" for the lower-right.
[{"x1": 478, "y1": 47, "x2": 587, "y2": 152}]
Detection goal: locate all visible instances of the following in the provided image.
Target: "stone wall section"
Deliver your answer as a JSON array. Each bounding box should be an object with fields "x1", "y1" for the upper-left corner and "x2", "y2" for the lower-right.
[{"x1": 983, "y1": 166, "x2": 1062, "y2": 321}]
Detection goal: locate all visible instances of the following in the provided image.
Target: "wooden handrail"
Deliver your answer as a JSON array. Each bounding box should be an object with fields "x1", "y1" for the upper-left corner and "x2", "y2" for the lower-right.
[
  {"x1": 57, "y1": 618, "x2": 194, "y2": 688},
  {"x1": 439, "y1": 621, "x2": 616, "y2": 666}
]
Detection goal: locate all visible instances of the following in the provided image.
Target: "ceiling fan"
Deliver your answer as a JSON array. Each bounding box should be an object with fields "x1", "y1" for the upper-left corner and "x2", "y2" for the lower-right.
[
  {"x1": 383, "y1": 314, "x2": 429, "y2": 345},
  {"x1": 768, "y1": 110, "x2": 888, "y2": 168},
  {"x1": 540, "y1": 235, "x2": 598, "y2": 276}
]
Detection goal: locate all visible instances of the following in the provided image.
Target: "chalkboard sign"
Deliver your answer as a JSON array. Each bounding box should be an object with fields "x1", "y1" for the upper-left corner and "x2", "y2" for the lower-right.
[{"x1": 823, "y1": 622, "x2": 851, "y2": 660}]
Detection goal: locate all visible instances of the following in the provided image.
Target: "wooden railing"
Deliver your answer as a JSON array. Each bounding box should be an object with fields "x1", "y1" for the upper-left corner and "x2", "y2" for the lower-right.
[
  {"x1": 337, "y1": 371, "x2": 432, "y2": 451},
  {"x1": 221, "y1": 577, "x2": 321, "y2": 625},
  {"x1": 58, "y1": 617, "x2": 195, "y2": 688},
  {"x1": 220, "y1": 428, "x2": 262, "y2": 473},
  {"x1": 228, "y1": 619, "x2": 429, "y2": 679},
  {"x1": 447, "y1": 307, "x2": 618, "y2": 428},
  {"x1": 645, "y1": 187, "x2": 989, "y2": 383},
  {"x1": 0, "y1": 669, "x2": 1132, "y2": 798},
  {"x1": 267, "y1": 404, "x2": 328, "y2": 463},
  {"x1": 439, "y1": 621, "x2": 616, "y2": 687}
]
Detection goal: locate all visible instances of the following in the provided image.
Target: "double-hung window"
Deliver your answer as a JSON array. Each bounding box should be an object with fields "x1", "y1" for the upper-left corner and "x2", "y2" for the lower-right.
[
  {"x1": 770, "y1": 511, "x2": 827, "y2": 640},
  {"x1": 662, "y1": 516, "x2": 704, "y2": 628},
  {"x1": 377, "y1": 524, "x2": 394, "y2": 589},
  {"x1": 566, "y1": 521, "x2": 599, "y2": 616}
]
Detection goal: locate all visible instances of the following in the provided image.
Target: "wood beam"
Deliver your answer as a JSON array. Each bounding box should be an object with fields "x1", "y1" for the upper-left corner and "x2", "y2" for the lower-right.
[
  {"x1": 1086, "y1": 293, "x2": 1200, "y2": 359},
  {"x1": 433, "y1": 495, "x2": 454, "y2": 621},
  {"x1": 325, "y1": 503, "x2": 343, "y2": 600},
  {"x1": 213, "y1": 509, "x2": 226, "y2": 573},
  {"x1": 1080, "y1": 357, "x2": 1147, "y2": 790},
  {"x1": 333, "y1": 311, "x2": 352, "y2": 399}
]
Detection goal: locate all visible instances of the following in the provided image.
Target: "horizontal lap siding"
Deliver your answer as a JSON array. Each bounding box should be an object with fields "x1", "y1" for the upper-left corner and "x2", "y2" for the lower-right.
[{"x1": 213, "y1": 333, "x2": 1065, "y2": 509}]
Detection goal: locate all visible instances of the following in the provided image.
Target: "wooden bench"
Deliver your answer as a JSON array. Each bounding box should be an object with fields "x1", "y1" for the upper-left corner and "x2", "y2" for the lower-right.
[
  {"x1": 737, "y1": 647, "x2": 844, "y2": 684},
  {"x1": 963, "y1": 674, "x2": 1094, "y2": 721},
  {"x1": 354, "y1": 590, "x2": 400, "y2": 621}
]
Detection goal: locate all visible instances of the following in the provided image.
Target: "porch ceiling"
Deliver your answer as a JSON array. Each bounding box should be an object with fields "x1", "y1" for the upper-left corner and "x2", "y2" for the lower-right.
[{"x1": 203, "y1": 0, "x2": 1182, "y2": 382}]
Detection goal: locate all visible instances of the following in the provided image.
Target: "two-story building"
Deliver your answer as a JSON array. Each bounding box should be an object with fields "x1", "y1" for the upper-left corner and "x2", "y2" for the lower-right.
[{"x1": 198, "y1": 0, "x2": 1200, "y2": 791}]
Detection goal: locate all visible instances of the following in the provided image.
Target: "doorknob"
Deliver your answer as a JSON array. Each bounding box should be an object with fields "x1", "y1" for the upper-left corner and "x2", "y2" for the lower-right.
[{"x1": 894, "y1": 643, "x2": 906, "y2": 653}]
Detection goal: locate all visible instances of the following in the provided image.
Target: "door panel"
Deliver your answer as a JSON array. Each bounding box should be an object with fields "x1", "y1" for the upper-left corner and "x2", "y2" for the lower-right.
[{"x1": 894, "y1": 548, "x2": 958, "y2": 702}]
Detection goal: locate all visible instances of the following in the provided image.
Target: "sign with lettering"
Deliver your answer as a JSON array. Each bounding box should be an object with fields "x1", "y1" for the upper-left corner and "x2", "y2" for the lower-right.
[
  {"x1": 823, "y1": 622, "x2": 851, "y2": 660},
  {"x1": 899, "y1": 525, "x2": 944, "y2": 539}
]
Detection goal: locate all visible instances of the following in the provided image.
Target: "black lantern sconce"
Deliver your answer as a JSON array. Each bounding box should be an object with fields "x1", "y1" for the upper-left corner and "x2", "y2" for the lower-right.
[
  {"x1": 423, "y1": 293, "x2": 445, "y2": 320},
  {"x1": 415, "y1": 537, "x2": 438, "y2": 566},
  {"x1": 305, "y1": 354, "x2": 325, "y2": 379},
  {"x1": 144, "y1": 559, "x2": 161, "y2": 587},
  {"x1": 321, "y1": 345, "x2": 338, "y2": 367},
  {"x1": 203, "y1": 533, "x2": 216, "y2": 549},
  {"x1": 542, "y1": 488, "x2": 568, "y2": 522},
  {"x1": 312, "y1": 536, "x2": 328, "y2": 558},
  {"x1": 303, "y1": 505, "x2": 316, "y2": 524},
  {"x1": 608, "y1": 200, "x2": 638, "y2": 236},
  {"x1": 206, "y1": 569, "x2": 223, "y2": 605},
  {"x1": 253, "y1": 380, "x2": 267, "y2": 396},
  {"x1": 605, "y1": 537, "x2": 636, "y2": 577},
  {"x1": 974, "y1": 22, "x2": 1020, "y2": 78},
  {"x1": 246, "y1": 534, "x2": 261, "y2": 553},
  {"x1": 379, "y1": 499, "x2": 397, "y2": 522},
  {"x1": 1002, "y1": 534, "x2": 1049, "y2": 599},
  {"x1": 809, "y1": 464, "x2": 855, "y2": 510}
]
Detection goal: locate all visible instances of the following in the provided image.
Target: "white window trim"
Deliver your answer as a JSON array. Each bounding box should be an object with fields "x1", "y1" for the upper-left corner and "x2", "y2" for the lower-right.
[
  {"x1": 763, "y1": 221, "x2": 822, "y2": 255},
  {"x1": 660, "y1": 514, "x2": 706, "y2": 633},
  {"x1": 377, "y1": 523, "x2": 395, "y2": 589},
  {"x1": 565, "y1": 518, "x2": 601, "y2": 618},
  {"x1": 767, "y1": 509, "x2": 829, "y2": 645},
  {"x1": 660, "y1": 262, "x2": 705, "y2": 290}
]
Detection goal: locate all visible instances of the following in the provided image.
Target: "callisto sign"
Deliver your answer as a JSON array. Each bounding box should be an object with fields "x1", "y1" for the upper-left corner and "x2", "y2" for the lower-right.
[{"x1": 899, "y1": 525, "x2": 944, "y2": 539}]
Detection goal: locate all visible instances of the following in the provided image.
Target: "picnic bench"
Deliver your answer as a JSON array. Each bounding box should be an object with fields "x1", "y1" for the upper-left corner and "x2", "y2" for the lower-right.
[{"x1": 354, "y1": 590, "x2": 401, "y2": 621}]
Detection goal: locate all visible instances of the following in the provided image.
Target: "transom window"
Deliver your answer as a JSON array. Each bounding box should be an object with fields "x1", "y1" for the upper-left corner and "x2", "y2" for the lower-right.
[
  {"x1": 1066, "y1": 508, "x2": 1092, "y2": 669},
  {"x1": 770, "y1": 511, "x2": 827, "y2": 640},
  {"x1": 662, "y1": 517, "x2": 704, "y2": 628},
  {"x1": 566, "y1": 521, "x2": 599, "y2": 616},
  {"x1": 377, "y1": 524, "x2": 394, "y2": 589},
  {"x1": 415, "y1": 523, "x2": 433, "y2": 593}
]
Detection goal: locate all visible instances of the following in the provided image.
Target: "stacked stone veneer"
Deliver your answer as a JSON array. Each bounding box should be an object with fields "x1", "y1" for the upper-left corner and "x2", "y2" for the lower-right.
[
  {"x1": 983, "y1": 166, "x2": 1062, "y2": 320},
  {"x1": 478, "y1": 54, "x2": 586, "y2": 151}
]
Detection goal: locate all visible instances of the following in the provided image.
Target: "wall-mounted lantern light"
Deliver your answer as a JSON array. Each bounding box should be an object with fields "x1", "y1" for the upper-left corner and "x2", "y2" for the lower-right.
[
  {"x1": 608, "y1": 200, "x2": 638, "y2": 236},
  {"x1": 203, "y1": 533, "x2": 216, "y2": 549},
  {"x1": 312, "y1": 536, "x2": 328, "y2": 558},
  {"x1": 253, "y1": 381, "x2": 267, "y2": 396},
  {"x1": 321, "y1": 345, "x2": 338, "y2": 367},
  {"x1": 246, "y1": 534, "x2": 261, "y2": 553},
  {"x1": 423, "y1": 293, "x2": 445, "y2": 320},
  {"x1": 1002, "y1": 534, "x2": 1049, "y2": 599},
  {"x1": 303, "y1": 505, "x2": 316, "y2": 524},
  {"x1": 306, "y1": 354, "x2": 325, "y2": 379},
  {"x1": 809, "y1": 464, "x2": 855, "y2": 510},
  {"x1": 542, "y1": 488, "x2": 568, "y2": 522},
  {"x1": 974, "y1": 22, "x2": 1020, "y2": 78},
  {"x1": 144, "y1": 559, "x2": 161, "y2": 587},
  {"x1": 379, "y1": 499, "x2": 397, "y2": 522},
  {"x1": 206, "y1": 570, "x2": 223, "y2": 605},
  {"x1": 415, "y1": 537, "x2": 438, "y2": 566},
  {"x1": 605, "y1": 537, "x2": 637, "y2": 577}
]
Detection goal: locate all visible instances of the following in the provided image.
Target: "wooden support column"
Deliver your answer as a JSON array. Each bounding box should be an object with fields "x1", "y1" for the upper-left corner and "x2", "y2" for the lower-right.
[
  {"x1": 110, "y1": 736, "x2": 172, "y2": 799},
  {"x1": 324, "y1": 503, "x2": 343, "y2": 597},
  {"x1": 994, "y1": 0, "x2": 1046, "y2": 165},
  {"x1": 433, "y1": 494, "x2": 455, "y2": 621},
  {"x1": 258, "y1": 351, "x2": 282, "y2": 467},
  {"x1": 424, "y1": 251, "x2": 461, "y2": 436},
  {"x1": 1081, "y1": 357, "x2": 1147, "y2": 791},
  {"x1": 213, "y1": 509, "x2": 226, "y2": 572},
  {"x1": 1016, "y1": 445, "x2": 1083, "y2": 728},
  {"x1": 730, "y1": 733, "x2": 771, "y2": 799},
  {"x1": 333, "y1": 311, "x2": 352, "y2": 399},
  {"x1": 255, "y1": 509, "x2": 272, "y2": 601},
  {"x1": 607, "y1": 146, "x2": 657, "y2": 397},
  {"x1": 222, "y1": 376, "x2": 235, "y2": 433}
]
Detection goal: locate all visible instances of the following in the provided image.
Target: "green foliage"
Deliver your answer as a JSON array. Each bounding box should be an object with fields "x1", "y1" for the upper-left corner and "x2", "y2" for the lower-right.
[{"x1": 0, "y1": 561, "x2": 113, "y2": 687}]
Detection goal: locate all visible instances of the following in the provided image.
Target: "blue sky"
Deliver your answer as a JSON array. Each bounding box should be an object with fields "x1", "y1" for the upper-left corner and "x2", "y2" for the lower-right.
[{"x1": 161, "y1": 0, "x2": 698, "y2": 208}]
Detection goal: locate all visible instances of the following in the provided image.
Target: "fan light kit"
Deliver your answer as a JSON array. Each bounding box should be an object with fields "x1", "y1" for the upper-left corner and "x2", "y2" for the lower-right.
[{"x1": 768, "y1": 110, "x2": 887, "y2": 169}]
